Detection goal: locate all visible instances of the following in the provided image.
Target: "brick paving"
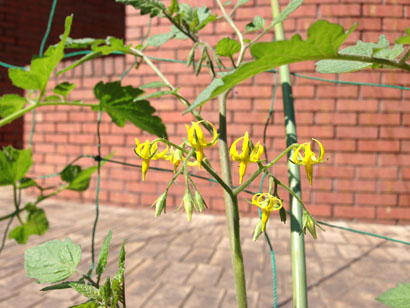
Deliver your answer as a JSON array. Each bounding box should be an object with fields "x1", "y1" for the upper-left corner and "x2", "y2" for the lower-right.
[{"x1": 1, "y1": 187, "x2": 410, "y2": 307}]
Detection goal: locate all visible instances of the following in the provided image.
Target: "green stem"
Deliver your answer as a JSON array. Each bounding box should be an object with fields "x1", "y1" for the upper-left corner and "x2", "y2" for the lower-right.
[
  {"x1": 0, "y1": 209, "x2": 25, "y2": 222},
  {"x1": 218, "y1": 91, "x2": 248, "y2": 308},
  {"x1": 271, "y1": 0, "x2": 308, "y2": 307},
  {"x1": 13, "y1": 184, "x2": 23, "y2": 224},
  {"x1": 233, "y1": 143, "x2": 297, "y2": 196}
]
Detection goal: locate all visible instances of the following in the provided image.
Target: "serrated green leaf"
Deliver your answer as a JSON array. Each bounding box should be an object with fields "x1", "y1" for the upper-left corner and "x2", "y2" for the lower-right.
[
  {"x1": 67, "y1": 166, "x2": 97, "y2": 191},
  {"x1": 9, "y1": 207, "x2": 49, "y2": 244},
  {"x1": 194, "y1": 7, "x2": 217, "y2": 32},
  {"x1": 65, "y1": 37, "x2": 106, "y2": 49},
  {"x1": 70, "y1": 302, "x2": 99, "y2": 308},
  {"x1": 140, "y1": 81, "x2": 168, "y2": 89},
  {"x1": 58, "y1": 36, "x2": 131, "y2": 76},
  {"x1": 0, "y1": 146, "x2": 33, "y2": 186},
  {"x1": 216, "y1": 37, "x2": 241, "y2": 58},
  {"x1": 112, "y1": 241, "x2": 126, "y2": 306},
  {"x1": 41, "y1": 281, "x2": 75, "y2": 291},
  {"x1": 61, "y1": 165, "x2": 82, "y2": 183},
  {"x1": 145, "y1": 32, "x2": 175, "y2": 47},
  {"x1": 116, "y1": 0, "x2": 165, "y2": 17},
  {"x1": 54, "y1": 82, "x2": 76, "y2": 99},
  {"x1": 69, "y1": 283, "x2": 101, "y2": 301},
  {"x1": 316, "y1": 35, "x2": 404, "y2": 73},
  {"x1": 233, "y1": 0, "x2": 249, "y2": 10},
  {"x1": 18, "y1": 177, "x2": 38, "y2": 189},
  {"x1": 170, "y1": 26, "x2": 188, "y2": 40},
  {"x1": 9, "y1": 15, "x2": 73, "y2": 91},
  {"x1": 100, "y1": 277, "x2": 112, "y2": 305},
  {"x1": 25, "y1": 238, "x2": 81, "y2": 284},
  {"x1": 396, "y1": 28, "x2": 410, "y2": 45},
  {"x1": 246, "y1": 16, "x2": 266, "y2": 32},
  {"x1": 93, "y1": 81, "x2": 167, "y2": 138},
  {"x1": 168, "y1": 0, "x2": 179, "y2": 15},
  {"x1": 376, "y1": 283, "x2": 410, "y2": 308},
  {"x1": 0, "y1": 94, "x2": 27, "y2": 119},
  {"x1": 185, "y1": 20, "x2": 355, "y2": 113},
  {"x1": 96, "y1": 230, "x2": 112, "y2": 277}
]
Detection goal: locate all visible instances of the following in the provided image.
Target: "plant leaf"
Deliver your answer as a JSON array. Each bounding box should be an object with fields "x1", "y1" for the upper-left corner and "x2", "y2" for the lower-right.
[
  {"x1": 0, "y1": 146, "x2": 33, "y2": 186},
  {"x1": 70, "y1": 302, "x2": 99, "y2": 308},
  {"x1": 115, "y1": 0, "x2": 165, "y2": 17},
  {"x1": 54, "y1": 82, "x2": 76, "y2": 99},
  {"x1": 216, "y1": 37, "x2": 241, "y2": 57},
  {"x1": 316, "y1": 35, "x2": 404, "y2": 73},
  {"x1": 9, "y1": 207, "x2": 49, "y2": 244},
  {"x1": 112, "y1": 241, "x2": 126, "y2": 306},
  {"x1": 145, "y1": 32, "x2": 175, "y2": 47},
  {"x1": 100, "y1": 277, "x2": 112, "y2": 306},
  {"x1": 61, "y1": 165, "x2": 82, "y2": 183},
  {"x1": 246, "y1": 16, "x2": 266, "y2": 33},
  {"x1": 69, "y1": 283, "x2": 101, "y2": 301},
  {"x1": 376, "y1": 283, "x2": 410, "y2": 308},
  {"x1": 93, "y1": 81, "x2": 167, "y2": 138},
  {"x1": 396, "y1": 28, "x2": 410, "y2": 45},
  {"x1": 8, "y1": 15, "x2": 73, "y2": 91},
  {"x1": 0, "y1": 94, "x2": 27, "y2": 119},
  {"x1": 96, "y1": 230, "x2": 112, "y2": 278},
  {"x1": 25, "y1": 238, "x2": 81, "y2": 284},
  {"x1": 185, "y1": 20, "x2": 356, "y2": 113}
]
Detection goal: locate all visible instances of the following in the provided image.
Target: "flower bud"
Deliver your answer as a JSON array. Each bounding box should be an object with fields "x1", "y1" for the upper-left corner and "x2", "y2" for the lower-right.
[
  {"x1": 303, "y1": 211, "x2": 317, "y2": 239},
  {"x1": 253, "y1": 221, "x2": 263, "y2": 241},
  {"x1": 194, "y1": 189, "x2": 207, "y2": 213},
  {"x1": 182, "y1": 188, "x2": 195, "y2": 222},
  {"x1": 152, "y1": 192, "x2": 167, "y2": 218}
]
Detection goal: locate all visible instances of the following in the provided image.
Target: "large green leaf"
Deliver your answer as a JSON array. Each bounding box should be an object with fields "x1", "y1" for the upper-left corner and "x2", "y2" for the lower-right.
[
  {"x1": 94, "y1": 81, "x2": 167, "y2": 138},
  {"x1": 0, "y1": 146, "x2": 33, "y2": 186},
  {"x1": 8, "y1": 15, "x2": 73, "y2": 91},
  {"x1": 185, "y1": 20, "x2": 355, "y2": 113},
  {"x1": 376, "y1": 283, "x2": 410, "y2": 308},
  {"x1": 96, "y1": 230, "x2": 112, "y2": 278},
  {"x1": 316, "y1": 35, "x2": 404, "y2": 73},
  {"x1": 116, "y1": 0, "x2": 165, "y2": 17},
  {"x1": 25, "y1": 238, "x2": 81, "y2": 284},
  {"x1": 0, "y1": 94, "x2": 27, "y2": 119},
  {"x1": 9, "y1": 207, "x2": 49, "y2": 244},
  {"x1": 66, "y1": 166, "x2": 98, "y2": 191}
]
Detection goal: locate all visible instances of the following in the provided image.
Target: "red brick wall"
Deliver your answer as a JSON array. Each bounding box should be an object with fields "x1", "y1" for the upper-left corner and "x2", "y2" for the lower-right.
[
  {"x1": 23, "y1": 0, "x2": 410, "y2": 223},
  {"x1": 0, "y1": 0, "x2": 125, "y2": 148}
]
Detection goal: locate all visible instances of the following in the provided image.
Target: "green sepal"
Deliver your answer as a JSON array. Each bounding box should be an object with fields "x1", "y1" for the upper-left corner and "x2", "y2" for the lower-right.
[{"x1": 252, "y1": 220, "x2": 263, "y2": 241}]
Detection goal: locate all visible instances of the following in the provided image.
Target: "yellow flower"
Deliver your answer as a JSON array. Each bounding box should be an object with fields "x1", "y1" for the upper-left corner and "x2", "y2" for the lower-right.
[
  {"x1": 252, "y1": 193, "x2": 283, "y2": 231},
  {"x1": 230, "y1": 132, "x2": 264, "y2": 184},
  {"x1": 291, "y1": 138, "x2": 326, "y2": 186},
  {"x1": 164, "y1": 147, "x2": 199, "y2": 172},
  {"x1": 185, "y1": 121, "x2": 218, "y2": 168},
  {"x1": 134, "y1": 138, "x2": 168, "y2": 180}
]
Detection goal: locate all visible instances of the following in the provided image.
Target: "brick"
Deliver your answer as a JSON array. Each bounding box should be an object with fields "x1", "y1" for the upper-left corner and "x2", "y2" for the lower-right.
[
  {"x1": 316, "y1": 166, "x2": 355, "y2": 178},
  {"x1": 356, "y1": 193, "x2": 397, "y2": 206},
  {"x1": 379, "y1": 180, "x2": 410, "y2": 193},
  {"x1": 359, "y1": 113, "x2": 400, "y2": 125},
  {"x1": 361, "y1": 86, "x2": 402, "y2": 99},
  {"x1": 358, "y1": 140, "x2": 400, "y2": 152},
  {"x1": 363, "y1": 5, "x2": 403, "y2": 17},
  {"x1": 334, "y1": 206, "x2": 376, "y2": 219},
  {"x1": 377, "y1": 207, "x2": 410, "y2": 220},
  {"x1": 380, "y1": 127, "x2": 410, "y2": 139},
  {"x1": 381, "y1": 101, "x2": 410, "y2": 112},
  {"x1": 316, "y1": 113, "x2": 357, "y2": 125},
  {"x1": 320, "y1": 4, "x2": 361, "y2": 17},
  {"x1": 380, "y1": 154, "x2": 410, "y2": 166},
  {"x1": 337, "y1": 100, "x2": 378, "y2": 112},
  {"x1": 337, "y1": 126, "x2": 378, "y2": 139},
  {"x1": 357, "y1": 166, "x2": 398, "y2": 179},
  {"x1": 335, "y1": 153, "x2": 377, "y2": 165},
  {"x1": 314, "y1": 192, "x2": 354, "y2": 204},
  {"x1": 317, "y1": 85, "x2": 359, "y2": 99},
  {"x1": 335, "y1": 180, "x2": 376, "y2": 192}
]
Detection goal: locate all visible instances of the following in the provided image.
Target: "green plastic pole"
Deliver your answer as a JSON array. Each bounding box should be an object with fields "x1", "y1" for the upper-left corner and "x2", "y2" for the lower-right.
[{"x1": 270, "y1": 0, "x2": 308, "y2": 307}]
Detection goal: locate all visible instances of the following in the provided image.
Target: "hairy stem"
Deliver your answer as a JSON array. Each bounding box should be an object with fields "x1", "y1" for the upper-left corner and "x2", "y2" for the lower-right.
[{"x1": 218, "y1": 91, "x2": 248, "y2": 308}]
